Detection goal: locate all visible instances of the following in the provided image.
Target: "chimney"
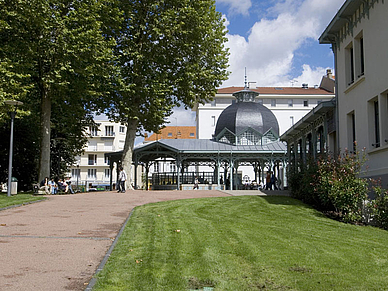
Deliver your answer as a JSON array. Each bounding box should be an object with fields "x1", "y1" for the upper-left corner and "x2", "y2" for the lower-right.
[
  {"x1": 302, "y1": 83, "x2": 308, "y2": 89},
  {"x1": 326, "y1": 69, "x2": 333, "y2": 79},
  {"x1": 248, "y1": 82, "x2": 257, "y2": 89}
]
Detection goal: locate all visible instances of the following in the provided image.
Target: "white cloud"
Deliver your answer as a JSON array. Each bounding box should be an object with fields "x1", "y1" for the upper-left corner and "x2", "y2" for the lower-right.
[
  {"x1": 217, "y1": 0, "x2": 252, "y2": 16},
  {"x1": 222, "y1": 0, "x2": 344, "y2": 87},
  {"x1": 166, "y1": 107, "x2": 196, "y2": 126}
]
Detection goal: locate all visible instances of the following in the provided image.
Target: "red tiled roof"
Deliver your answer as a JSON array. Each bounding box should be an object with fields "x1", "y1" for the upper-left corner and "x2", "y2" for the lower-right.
[
  {"x1": 217, "y1": 86, "x2": 333, "y2": 95},
  {"x1": 144, "y1": 126, "x2": 196, "y2": 141}
]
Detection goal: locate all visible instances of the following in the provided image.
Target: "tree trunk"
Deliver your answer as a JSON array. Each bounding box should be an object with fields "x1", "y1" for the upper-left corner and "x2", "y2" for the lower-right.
[
  {"x1": 122, "y1": 118, "x2": 138, "y2": 190},
  {"x1": 38, "y1": 90, "x2": 51, "y2": 182}
]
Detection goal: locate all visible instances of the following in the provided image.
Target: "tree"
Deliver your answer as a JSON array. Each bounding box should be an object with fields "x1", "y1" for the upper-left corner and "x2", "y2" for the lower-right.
[
  {"x1": 0, "y1": 0, "x2": 120, "y2": 181},
  {"x1": 101, "y1": 0, "x2": 229, "y2": 187}
]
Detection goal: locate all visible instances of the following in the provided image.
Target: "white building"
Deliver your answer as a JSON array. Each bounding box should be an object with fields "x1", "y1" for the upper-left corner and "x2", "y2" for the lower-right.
[
  {"x1": 320, "y1": 0, "x2": 388, "y2": 186},
  {"x1": 69, "y1": 118, "x2": 126, "y2": 190},
  {"x1": 195, "y1": 76, "x2": 335, "y2": 140}
]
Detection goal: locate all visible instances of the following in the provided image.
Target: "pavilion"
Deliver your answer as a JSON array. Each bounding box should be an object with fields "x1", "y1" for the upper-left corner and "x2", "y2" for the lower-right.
[{"x1": 106, "y1": 86, "x2": 288, "y2": 190}]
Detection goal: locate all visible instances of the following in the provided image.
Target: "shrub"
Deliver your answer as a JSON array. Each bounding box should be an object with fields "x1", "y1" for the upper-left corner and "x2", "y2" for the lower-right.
[
  {"x1": 370, "y1": 185, "x2": 388, "y2": 229},
  {"x1": 288, "y1": 148, "x2": 369, "y2": 224}
]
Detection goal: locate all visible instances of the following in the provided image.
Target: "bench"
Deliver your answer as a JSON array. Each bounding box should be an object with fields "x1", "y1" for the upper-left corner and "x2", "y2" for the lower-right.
[{"x1": 32, "y1": 183, "x2": 47, "y2": 195}]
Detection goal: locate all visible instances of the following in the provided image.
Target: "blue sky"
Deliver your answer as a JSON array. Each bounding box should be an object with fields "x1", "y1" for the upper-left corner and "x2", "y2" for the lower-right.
[{"x1": 165, "y1": 0, "x2": 346, "y2": 127}]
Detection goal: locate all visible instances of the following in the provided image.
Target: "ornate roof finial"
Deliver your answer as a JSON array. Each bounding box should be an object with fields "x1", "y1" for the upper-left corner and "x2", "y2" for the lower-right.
[{"x1": 244, "y1": 67, "x2": 248, "y2": 89}]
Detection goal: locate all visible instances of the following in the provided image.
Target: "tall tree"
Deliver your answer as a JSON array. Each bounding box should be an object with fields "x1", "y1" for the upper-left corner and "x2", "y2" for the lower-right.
[
  {"x1": 0, "y1": 0, "x2": 120, "y2": 181},
  {"x1": 101, "y1": 0, "x2": 229, "y2": 187}
]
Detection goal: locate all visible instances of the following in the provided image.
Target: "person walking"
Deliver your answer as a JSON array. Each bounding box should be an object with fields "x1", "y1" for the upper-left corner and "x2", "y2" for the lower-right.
[
  {"x1": 193, "y1": 177, "x2": 199, "y2": 190},
  {"x1": 118, "y1": 167, "x2": 127, "y2": 193}
]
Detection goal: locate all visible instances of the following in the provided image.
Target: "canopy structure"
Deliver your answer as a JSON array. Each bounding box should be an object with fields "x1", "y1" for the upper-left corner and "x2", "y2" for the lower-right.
[{"x1": 106, "y1": 139, "x2": 287, "y2": 190}]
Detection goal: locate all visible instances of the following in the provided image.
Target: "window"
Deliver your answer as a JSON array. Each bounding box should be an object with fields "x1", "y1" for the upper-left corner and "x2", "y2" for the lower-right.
[
  {"x1": 346, "y1": 42, "x2": 355, "y2": 85},
  {"x1": 104, "y1": 156, "x2": 110, "y2": 165},
  {"x1": 105, "y1": 126, "x2": 114, "y2": 136},
  {"x1": 169, "y1": 163, "x2": 176, "y2": 172},
  {"x1": 87, "y1": 169, "x2": 97, "y2": 179},
  {"x1": 316, "y1": 126, "x2": 324, "y2": 154},
  {"x1": 347, "y1": 111, "x2": 356, "y2": 152},
  {"x1": 355, "y1": 32, "x2": 365, "y2": 78},
  {"x1": 211, "y1": 116, "x2": 216, "y2": 126},
  {"x1": 119, "y1": 126, "x2": 125, "y2": 133},
  {"x1": 210, "y1": 99, "x2": 216, "y2": 106},
  {"x1": 290, "y1": 116, "x2": 294, "y2": 126},
  {"x1": 104, "y1": 169, "x2": 110, "y2": 179},
  {"x1": 167, "y1": 132, "x2": 173, "y2": 137},
  {"x1": 303, "y1": 100, "x2": 308, "y2": 107},
  {"x1": 271, "y1": 99, "x2": 276, "y2": 107},
  {"x1": 88, "y1": 154, "x2": 97, "y2": 165},
  {"x1": 257, "y1": 99, "x2": 263, "y2": 105},
  {"x1": 154, "y1": 163, "x2": 159, "y2": 172},
  {"x1": 288, "y1": 99, "x2": 293, "y2": 107},
  {"x1": 89, "y1": 126, "x2": 98, "y2": 136},
  {"x1": 374, "y1": 100, "x2": 380, "y2": 148},
  {"x1": 190, "y1": 133, "x2": 195, "y2": 137},
  {"x1": 71, "y1": 168, "x2": 80, "y2": 179},
  {"x1": 359, "y1": 37, "x2": 364, "y2": 77}
]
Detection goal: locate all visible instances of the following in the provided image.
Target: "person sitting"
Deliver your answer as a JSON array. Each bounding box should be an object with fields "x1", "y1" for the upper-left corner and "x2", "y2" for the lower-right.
[
  {"x1": 40, "y1": 177, "x2": 50, "y2": 195},
  {"x1": 48, "y1": 178, "x2": 58, "y2": 194},
  {"x1": 57, "y1": 179, "x2": 68, "y2": 193}
]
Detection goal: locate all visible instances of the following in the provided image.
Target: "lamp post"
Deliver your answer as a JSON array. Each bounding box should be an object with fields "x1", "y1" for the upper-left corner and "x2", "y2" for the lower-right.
[
  {"x1": 76, "y1": 163, "x2": 80, "y2": 191},
  {"x1": 4, "y1": 100, "x2": 23, "y2": 197}
]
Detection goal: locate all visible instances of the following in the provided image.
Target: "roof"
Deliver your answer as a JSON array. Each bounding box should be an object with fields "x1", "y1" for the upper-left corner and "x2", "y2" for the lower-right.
[
  {"x1": 319, "y1": 0, "x2": 364, "y2": 44},
  {"x1": 215, "y1": 101, "x2": 279, "y2": 137},
  {"x1": 280, "y1": 100, "x2": 336, "y2": 141},
  {"x1": 144, "y1": 126, "x2": 196, "y2": 141},
  {"x1": 135, "y1": 138, "x2": 287, "y2": 153},
  {"x1": 217, "y1": 86, "x2": 333, "y2": 95}
]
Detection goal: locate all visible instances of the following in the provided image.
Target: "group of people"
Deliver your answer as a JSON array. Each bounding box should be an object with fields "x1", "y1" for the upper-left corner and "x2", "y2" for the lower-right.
[
  {"x1": 40, "y1": 177, "x2": 74, "y2": 195},
  {"x1": 265, "y1": 171, "x2": 279, "y2": 191}
]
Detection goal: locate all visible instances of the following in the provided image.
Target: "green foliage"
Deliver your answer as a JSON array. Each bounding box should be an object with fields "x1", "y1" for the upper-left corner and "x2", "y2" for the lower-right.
[
  {"x1": 94, "y1": 196, "x2": 388, "y2": 290},
  {"x1": 288, "y1": 150, "x2": 369, "y2": 223},
  {"x1": 101, "y1": 0, "x2": 230, "y2": 132},
  {"x1": 0, "y1": 193, "x2": 45, "y2": 209},
  {"x1": 314, "y1": 150, "x2": 368, "y2": 223},
  {"x1": 0, "y1": 114, "x2": 40, "y2": 189},
  {"x1": 0, "y1": 0, "x2": 119, "y2": 180},
  {"x1": 370, "y1": 185, "x2": 388, "y2": 230},
  {"x1": 287, "y1": 159, "x2": 322, "y2": 208}
]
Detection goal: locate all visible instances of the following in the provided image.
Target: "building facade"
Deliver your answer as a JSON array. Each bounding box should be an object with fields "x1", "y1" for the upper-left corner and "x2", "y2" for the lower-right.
[
  {"x1": 320, "y1": 0, "x2": 388, "y2": 186},
  {"x1": 144, "y1": 126, "x2": 197, "y2": 177},
  {"x1": 195, "y1": 76, "x2": 335, "y2": 140},
  {"x1": 69, "y1": 118, "x2": 127, "y2": 190}
]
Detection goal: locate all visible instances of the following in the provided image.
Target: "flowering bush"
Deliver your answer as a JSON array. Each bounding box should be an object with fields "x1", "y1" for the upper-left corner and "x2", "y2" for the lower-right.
[
  {"x1": 288, "y1": 148, "x2": 369, "y2": 223},
  {"x1": 314, "y1": 149, "x2": 368, "y2": 223}
]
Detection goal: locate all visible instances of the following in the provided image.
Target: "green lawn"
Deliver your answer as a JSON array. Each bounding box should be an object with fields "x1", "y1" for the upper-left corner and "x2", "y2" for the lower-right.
[
  {"x1": 93, "y1": 196, "x2": 388, "y2": 291},
  {"x1": 0, "y1": 193, "x2": 46, "y2": 209}
]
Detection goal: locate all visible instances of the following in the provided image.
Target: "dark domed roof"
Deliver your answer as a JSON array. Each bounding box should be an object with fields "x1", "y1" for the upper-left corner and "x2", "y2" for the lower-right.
[{"x1": 215, "y1": 101, "x2": 279, "y2": 137}]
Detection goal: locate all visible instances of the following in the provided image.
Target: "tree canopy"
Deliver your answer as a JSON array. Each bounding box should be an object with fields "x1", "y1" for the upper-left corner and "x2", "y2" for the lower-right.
[
  {"x1": 0, "y1": 0, "x2": 120, "y2": 181},
  {"x1": 100, "y1": 0, "x2": 230, "y2": 186}
]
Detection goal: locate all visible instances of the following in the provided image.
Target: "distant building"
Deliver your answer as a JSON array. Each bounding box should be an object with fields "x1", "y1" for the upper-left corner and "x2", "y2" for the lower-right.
[
  {"x1": 69, "y1": 119, "x2": 126, "y2": 190},
  {"x1": 144, "y1": 126, "x2": 196, "y2": 142},
  {"x1": 195, "y1": 76, "x2": 335, "y2": 141}
]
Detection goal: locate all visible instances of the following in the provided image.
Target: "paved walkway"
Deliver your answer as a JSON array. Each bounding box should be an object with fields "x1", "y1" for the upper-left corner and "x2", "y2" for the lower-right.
[{"x1": 0, "y1": 189, "x2": 289, "y2": 290}]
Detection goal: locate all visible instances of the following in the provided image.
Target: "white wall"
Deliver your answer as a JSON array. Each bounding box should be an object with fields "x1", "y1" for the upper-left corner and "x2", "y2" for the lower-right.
[{"x1": 335, "y1": 1, "x2": 388, "y2": 184}]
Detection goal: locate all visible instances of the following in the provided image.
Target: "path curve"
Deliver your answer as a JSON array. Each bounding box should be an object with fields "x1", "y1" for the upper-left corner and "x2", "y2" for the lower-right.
[{"x1": 0, "y1": 190, "x2": 231, "y2": 291}]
